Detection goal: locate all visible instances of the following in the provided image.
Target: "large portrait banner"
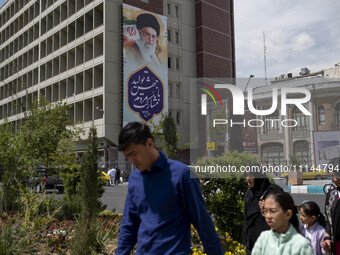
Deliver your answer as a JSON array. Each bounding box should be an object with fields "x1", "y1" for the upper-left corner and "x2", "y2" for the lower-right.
[{"x1": 122, "y1": 4, "x2": 168, "y2": 126}]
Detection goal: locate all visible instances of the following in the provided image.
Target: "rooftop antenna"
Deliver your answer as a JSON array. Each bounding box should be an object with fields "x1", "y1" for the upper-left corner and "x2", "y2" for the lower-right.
[{"x1": 263, "y1": 31, "x2": 268, "y2": 85}]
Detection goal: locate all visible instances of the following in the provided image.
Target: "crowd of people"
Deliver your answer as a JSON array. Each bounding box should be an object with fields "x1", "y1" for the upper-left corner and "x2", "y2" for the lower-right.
[
  {"x1": 113, "y1": 121, "x2": 340, "y2": 255},
  {"x1": 242, "y1": 159, "x2": 340, "y2": 255}
]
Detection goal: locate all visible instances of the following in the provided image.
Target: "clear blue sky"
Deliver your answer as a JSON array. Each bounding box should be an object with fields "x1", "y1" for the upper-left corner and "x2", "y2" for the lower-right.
[{"x1": 0, "y1": 0, "x2": 7, "y2": 9}]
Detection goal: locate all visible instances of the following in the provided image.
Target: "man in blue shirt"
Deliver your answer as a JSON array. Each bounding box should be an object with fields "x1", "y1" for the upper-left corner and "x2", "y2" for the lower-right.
[{"x1": 116, "y1": 122, "x2": 223, "y2": 255}]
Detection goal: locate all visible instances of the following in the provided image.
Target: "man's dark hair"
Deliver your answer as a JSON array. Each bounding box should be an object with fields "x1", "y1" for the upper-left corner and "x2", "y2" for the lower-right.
[{"x1": 118, "y1": 122, "x2": 154, "y2": 151}]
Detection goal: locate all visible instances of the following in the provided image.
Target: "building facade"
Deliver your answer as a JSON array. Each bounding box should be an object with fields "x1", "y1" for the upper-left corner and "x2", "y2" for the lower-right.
[
  {"x1": 0, "y1": 0, "x2": 235, "y2": 170},
  {"x1": 253, "y1": 71, "x2": 340, "y2": 167}
]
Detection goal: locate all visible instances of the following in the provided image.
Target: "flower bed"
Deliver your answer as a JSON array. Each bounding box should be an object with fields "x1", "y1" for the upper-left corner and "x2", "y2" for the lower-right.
[
  {"x1": 0, "y1": 210, "x2": 121, "y2": 254},
  {"x1": 0, "y1": 210, "x2": 244, "y2": 255}
]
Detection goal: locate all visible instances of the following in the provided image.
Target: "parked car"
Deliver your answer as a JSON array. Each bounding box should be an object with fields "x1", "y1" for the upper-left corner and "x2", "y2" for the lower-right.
[
  {"x1": 100, "y1": 171, "x2": 110, "y2": 186},
  {"x1": 281, "y1": 167, "x2": 329, "y2": 181},
  {"x1": 27, "y1": 168, "x2": 64, "y2": 193}
]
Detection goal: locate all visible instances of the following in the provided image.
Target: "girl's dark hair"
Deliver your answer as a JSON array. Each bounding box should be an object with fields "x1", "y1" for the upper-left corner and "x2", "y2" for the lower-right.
[
  {"x1": 266, "y1": 191, "x2": 300, "y2": 232},
  {"x1": 299, "y1": 201, "x2": 326, "y2": 227}
]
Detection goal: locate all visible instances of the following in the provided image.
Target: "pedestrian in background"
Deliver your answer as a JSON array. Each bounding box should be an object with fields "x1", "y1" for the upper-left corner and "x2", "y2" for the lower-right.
[
  {"x1": 108, "y1": 167, "x2": 116, "y2": 186},
  {"x1": 115, "y1": 167, "x2": 121, "y2": 186},
  {"x1": 241, "y1": 163, "x2": 283, "y2": 255},
  {"x1": 115, "y1": 122, "x2": 223, "y2": 255},
  {"x1": 252, "y1": 191, "x2": 313, "y2": 255},
  {"x1": 322, "y1": 157, "x2": 340, "y2": 254}
]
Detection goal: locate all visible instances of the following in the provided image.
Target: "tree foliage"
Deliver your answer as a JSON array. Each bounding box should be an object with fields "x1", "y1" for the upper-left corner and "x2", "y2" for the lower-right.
[
  {"x1": 0, "y1": 99, "x2": 80, "y2": 213},
  {"x1": 70, "y1": 126, "x2": 104, "y2": 254},
  {"x1": 149, "y1": 114, "x2": 189, "y2": 160},
  {"x1": 162, "y1": 115, "x2": 178, "y2": 159},
  {"x1": 289, "y1": 154, "x2": 301, "y2": 167},
  {"x1": 0, "y1": 122, "x2": 19, "y2": 212},
  {"x1": 197, "y1": 151, "x2": 258, "y2": 241},
  {"x1": 19, "y1": 99, "x2": 79, "y2": 174}
]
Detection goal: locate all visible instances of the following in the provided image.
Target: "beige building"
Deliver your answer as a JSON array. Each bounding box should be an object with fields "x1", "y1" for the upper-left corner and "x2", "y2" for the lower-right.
[
  {"x1": 0, "y1": 0, "x2": 235, "y2": 170},
  {"x1": 252, "y1": 72, "x2": 340, "y2": 166}
]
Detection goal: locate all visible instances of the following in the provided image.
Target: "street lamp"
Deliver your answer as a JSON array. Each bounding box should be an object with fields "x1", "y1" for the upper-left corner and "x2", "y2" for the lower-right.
[{"x1": 244, "y1": 74, "x2": 255, "y2": 93}]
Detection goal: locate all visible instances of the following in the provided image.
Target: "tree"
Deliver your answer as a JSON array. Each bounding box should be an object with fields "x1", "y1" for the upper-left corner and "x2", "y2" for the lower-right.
[
  {"x1": 0, "y1": 99, "x2": 80, "y2": 213},
  {"x1": 197, "y1": 151, "x2": 258, "y2": 241},
  {"x1": 162, "y1": 115, "x2": 178, "y2": 159},
  {"x1": 19, "y1": 99, "x2": 80, "y2": 176},
  {"x1": 0, "y1": 121, "x2": 20, "y2": 213},
  {"x1": 149, "y1": 114, "x2": 189, "y2": 160},
  {"x1": 70, "y1": 126, "x2": 103, "y2": 254}
]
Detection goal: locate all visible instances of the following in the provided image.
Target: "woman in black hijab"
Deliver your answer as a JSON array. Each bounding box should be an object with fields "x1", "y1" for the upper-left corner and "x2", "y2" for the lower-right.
[
  {"x1": 322, "y1": 157, "x2": 340, "y2": 254},
  {"x1": 241, "y1": 163, "x2": 283, "y2": 255}
]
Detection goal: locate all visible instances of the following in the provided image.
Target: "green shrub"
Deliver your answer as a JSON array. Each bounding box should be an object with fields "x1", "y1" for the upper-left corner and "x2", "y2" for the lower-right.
[
  {"x1": 0, "y1": 224, "x2": 15, "y2": 255},
  {"x1": 62, "y1": 165, "x2": 81, "y2": 197},
  {"x1": 0, "y1": 222, "x2": 38, "y2": 255},
  {"x1": 197, "y1": 151, "x2": 258, "y2": 241},
  {"x1": 57, "y1": 194, "x2": 82, "y2": 221},
  {"x1": 0, "y1": 172, "x2": 22, "y2": 212}
]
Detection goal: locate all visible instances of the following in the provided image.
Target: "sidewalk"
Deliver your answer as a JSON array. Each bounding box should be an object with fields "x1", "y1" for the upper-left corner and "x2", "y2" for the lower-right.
[
  {"x1": 274, "y1": 178, "x2": 332, "y2": 194},
  {"x1": 289, "y1": 179, "x2": 331, "y2": 194}
]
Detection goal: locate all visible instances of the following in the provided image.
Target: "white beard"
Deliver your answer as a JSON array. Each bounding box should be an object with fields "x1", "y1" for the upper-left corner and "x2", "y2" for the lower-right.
[{"x1": 136, "y1": 33, "x2": 160, "y2": 65}]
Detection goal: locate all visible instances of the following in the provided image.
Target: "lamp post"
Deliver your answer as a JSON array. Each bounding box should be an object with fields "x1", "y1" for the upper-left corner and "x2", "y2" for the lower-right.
[{"x1": 244, "y1": 74, "x2": 254, "y2": 93}]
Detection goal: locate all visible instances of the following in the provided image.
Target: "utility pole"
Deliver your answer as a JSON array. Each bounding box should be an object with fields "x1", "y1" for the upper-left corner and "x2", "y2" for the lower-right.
[{"x1": 263, "y1": 31, "x2": 268, "y2": 85}]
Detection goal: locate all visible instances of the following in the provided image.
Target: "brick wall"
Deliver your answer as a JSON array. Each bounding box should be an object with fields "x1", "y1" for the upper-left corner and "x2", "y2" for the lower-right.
[{"x1": 195, "y1": 0, "x2": 235, "y2": 78}]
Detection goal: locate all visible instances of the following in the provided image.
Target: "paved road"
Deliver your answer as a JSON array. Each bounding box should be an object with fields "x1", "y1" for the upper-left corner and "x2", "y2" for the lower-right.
[
  {"x1": 101, "y1": 182, "x2": 329, "y2": 214},
  {"x1": 101, "y1": 184, "x2": 128, "y2": 213},
  {"x1": 292, "y1": 193, "x2": 326, "y2": 211}
]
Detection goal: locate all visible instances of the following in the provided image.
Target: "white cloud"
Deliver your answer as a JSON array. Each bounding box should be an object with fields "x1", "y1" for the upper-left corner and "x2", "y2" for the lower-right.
[
  {"x1": 290, "y1": 32, "x2": 315, "y2": 52},
  {"x1": 235, "y1": 0, "x2": 340, "y2": 78}
]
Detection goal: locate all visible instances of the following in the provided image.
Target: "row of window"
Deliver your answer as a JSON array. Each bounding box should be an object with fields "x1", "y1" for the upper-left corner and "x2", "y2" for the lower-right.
[
  {"x1": 0, "y1": 94, "x2": 103, "y2": 127},
  {"x1": 40, "y1": 2, "x2": 103, "y2": 37},
  {"x1": 167, "y1": 29, "x2": 179, "y2": 45},
  {"x1": 0, "y1": 0, "x2": 96, "y2": 46},
  {"x1": 0, "y1": 1, "x2": 39, "y2": 45},
  {"x1": 168, "y1": 83, "x2": 180, "y2": 99},
  {"x1": 262, "y1": 104, "x2": 339, "y2": 134},
  {"x1": 166, "y1": 3, "x2": 179, "y2": 18},
  {"x1": 0, "y1": 22, "x2": 39, "y2": 64},
  {"x1": 1, "y1": 45, "x2": 39, "y2": 81},
  {"x1": 168, "y1": 56, "x2": 180, "y2": 71},
  {"x1": 261, "y1": 141, "x2": 309, "y2": 165},
  {"x1": 40, "y1": 0, "x2": 96, "y2": 37},
  {"x1": 39, "y1": 35, "x2": 103, "y2": 82},
  {"x1": 0, "y1": 32, "x2": 103, "y2": 100},
  {"x1": 168, "y1": 111, "x2": 181, "y2": 125},
  {"x1": 66, "y1": 95, "x2": 103, "y2": 123},
  {"x1": 0, "y1": 4, "x2": 103, "y2": 76},
  {"x1": 0, "y1": 63, "x2": 103, "y2": 118}
]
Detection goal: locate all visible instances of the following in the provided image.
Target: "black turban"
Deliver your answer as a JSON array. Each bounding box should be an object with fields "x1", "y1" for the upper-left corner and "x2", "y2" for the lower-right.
[{"x1": 136, "y1": 13, "x2": 160, "y2": 37}]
